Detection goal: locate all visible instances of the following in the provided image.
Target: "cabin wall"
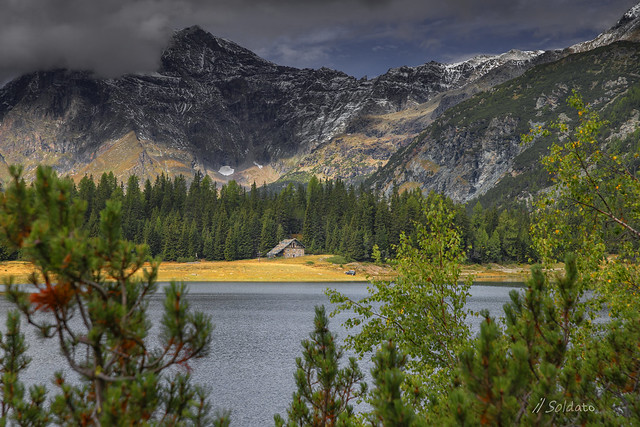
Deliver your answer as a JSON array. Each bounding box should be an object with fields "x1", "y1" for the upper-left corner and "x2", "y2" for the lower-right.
[{"x1": 283, "y1": 247, "x2": 305, "y2": 258}]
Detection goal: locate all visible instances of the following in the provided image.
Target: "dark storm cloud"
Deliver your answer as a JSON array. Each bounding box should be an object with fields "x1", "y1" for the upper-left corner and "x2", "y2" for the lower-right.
[
  {"x1": 0, "y1": 0, "x2": 177, "y2": 83},
  {"x1": 0, "y1": 0, "x2": 638, "y2": 83}
]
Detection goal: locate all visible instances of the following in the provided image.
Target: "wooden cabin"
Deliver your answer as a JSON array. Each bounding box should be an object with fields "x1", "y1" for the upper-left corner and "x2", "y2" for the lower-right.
[{"x1": 266, "y1": 238, "x2": 305, "y2": 259}]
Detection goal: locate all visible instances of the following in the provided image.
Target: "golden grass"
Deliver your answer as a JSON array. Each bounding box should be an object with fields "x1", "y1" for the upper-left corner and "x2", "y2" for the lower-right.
[
  {"x1": 0, "y1": 255, "x2": 382, "y2": 283},
  {"x1": 0, "y1": 261, "x2": 37, "y2": 284},
  {"x1": 149, "y1": 255, "x2": 374, "y2": 282},
  {"x1": 0, "y1": 256, "x2": 537, "y2": 284}
]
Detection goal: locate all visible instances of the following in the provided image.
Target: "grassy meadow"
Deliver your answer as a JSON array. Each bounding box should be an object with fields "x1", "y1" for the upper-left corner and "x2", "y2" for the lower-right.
[{"x1": 0, "y1": 255, "x2": 533, "y2": 284}]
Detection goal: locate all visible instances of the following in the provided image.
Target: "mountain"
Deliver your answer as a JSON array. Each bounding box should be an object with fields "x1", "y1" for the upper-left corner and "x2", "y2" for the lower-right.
[
  {"x1": 570, "y1": 3, "x2": 640, "y2": 53},
  {"x1": 0, "y1": 26, "x2": 555, "y2": 186},
  {"x1": 283, "y1": 48, "x2": 562, "y2": 185},
  {"x1": 0, "y1": 2, "x2": 639, "y2": 197},
  {"x1": 368, "y1": 3, "x2": 640, "y2": 203},
  {"x1": 370, "y1": 40, "x2": 640, "y2": 203}
]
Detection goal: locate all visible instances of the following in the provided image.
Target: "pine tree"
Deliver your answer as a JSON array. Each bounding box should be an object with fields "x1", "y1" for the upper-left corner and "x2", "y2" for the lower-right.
[
  {"x1": 373, "y1": 201, "x2": 390, "y2": 260},
  {"x1": 302, "y1": 176, "x2": 325, "y2": 253},
  {"x1": 259, "y1": 209, "x2": 279, "y2": 255},
  {"x1": 486, "y1": 229, "x2": 501, "y2": 263},
  {"x1": 496, "y1": 210, "x2": 518, "y2": 261},
  {"x1": 213, "y1": 210, "x2": 229, "y2": 261},
  {"x1": 0, "y1": 310, "x2": 49, "y2": 425},
  {"x1": 188, "y1": 220, "x2": 201, "y2": 260},
  {"x1": 224, "y1": 222, "x2": 239, "y2": 261},
  {"x1": 276, "y1": 223, "x2": 287, "y2": 244},
  {"x1": 202, "y1": 228, "x2": 215, "y2": 260},
  {"x1": 473, "y1": 227, "x2": 489, "y2": 263},
  {"x1": 77, "y1": 175, "x2": 96, "y2": 227},
  {"x1": 162, "y1": 213, "x2": 181, "y2": 261},
  {"x1": 446, "y1": 257, "x2": 586, "y2": 425},
  {"x1": 122, "y1": 175, "x2": 143, "y2": 242},
  {"x1": 0, "y1": 165, "x2": 222, "y2": 424},
  {"x1": 368, "y1": 339, "x2": 421, "y2": 427},
  {"x1": 274, "y1": 306, "x2": 366, "y2": 426}
]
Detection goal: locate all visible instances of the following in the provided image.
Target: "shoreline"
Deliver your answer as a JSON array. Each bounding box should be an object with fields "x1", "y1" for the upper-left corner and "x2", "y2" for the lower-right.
[{"x1": 0, "y1": 255, "x2": 533, "y2": 284}]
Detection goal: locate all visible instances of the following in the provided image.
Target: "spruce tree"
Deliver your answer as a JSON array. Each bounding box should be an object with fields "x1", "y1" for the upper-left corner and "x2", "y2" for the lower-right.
[
  {"x1": 274, "y1": 305, "x2": 366, "y2": 426},
  {"x1": 259, "y1": 209, "x2": 279, "y2": 255},
  {"x1": 0, "y1": 165, "x2": 223, "y2": 424},
  {"x1": 368, "y1": 339, "x2": 421, "y2": 427}
]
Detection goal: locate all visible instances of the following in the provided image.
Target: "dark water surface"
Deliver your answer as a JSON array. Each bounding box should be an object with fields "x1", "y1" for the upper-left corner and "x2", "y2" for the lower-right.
[{"x1": 0, "y1": 281, "x2": 522, "y2": 426}]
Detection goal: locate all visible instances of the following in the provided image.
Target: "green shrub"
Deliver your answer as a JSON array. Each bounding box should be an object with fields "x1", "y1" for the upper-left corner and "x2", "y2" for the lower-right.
[{"x1": 326, "y1": 255, "x2": 348, "y2": 265}]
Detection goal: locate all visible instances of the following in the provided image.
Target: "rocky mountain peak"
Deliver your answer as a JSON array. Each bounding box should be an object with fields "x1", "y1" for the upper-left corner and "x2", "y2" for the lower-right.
[
  {"x1": 619, "y1": 2, "x2": 640, "y2": 24},
  {"x1": 570, "y1": 1, "x2": 640, "y2": 52},
  {"x1": 159, "y1": 25, "x2": 275, "y2": 76},
  {"x1": 1, "y1": 3, "x2": 639, "y2": 193}
]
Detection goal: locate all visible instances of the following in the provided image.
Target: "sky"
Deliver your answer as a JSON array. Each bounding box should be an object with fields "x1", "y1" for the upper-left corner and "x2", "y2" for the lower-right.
[{"x1": 0, "y1": 0, "x2": 638, "y2": 85}]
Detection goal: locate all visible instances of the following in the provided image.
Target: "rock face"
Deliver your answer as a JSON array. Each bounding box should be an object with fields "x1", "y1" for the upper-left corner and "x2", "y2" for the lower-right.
[
  {"x1": 0, "y1": 26, "x2": 548, "y2": 185},
  {"x1": 371, "y1": 41, "x2": 640, "y2": 203},
  {"x1": 570, "y1": 3, "x2": 640, "y2": 53},
  {"x1": 1, "y1": 2, "x2": 639, "y2": 194},
  {"x1": 367, "y1": 2, "x2": 640, "y2": 203}
]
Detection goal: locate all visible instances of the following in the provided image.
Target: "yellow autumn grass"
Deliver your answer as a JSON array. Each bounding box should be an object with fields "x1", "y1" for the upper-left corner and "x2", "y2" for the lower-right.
[
  {"x1": 0, "y1": 255, "x2": 533, "y2": 284},
  {"x1": 0, "y1": 255, "x2": 381, "y2": 283},
  {"x1": 148, "y1": 255, "x2": 374, "y2": 282}
]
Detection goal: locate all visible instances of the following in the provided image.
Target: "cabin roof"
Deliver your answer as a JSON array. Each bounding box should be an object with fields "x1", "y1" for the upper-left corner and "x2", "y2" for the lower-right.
[{"x1": 266, "y1": 238, "x2": 305, "y2": 257}]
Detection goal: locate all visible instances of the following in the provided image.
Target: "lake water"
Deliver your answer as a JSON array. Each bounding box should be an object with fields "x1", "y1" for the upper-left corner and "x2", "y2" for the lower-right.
[{"x1": 1, "y1": 281, "x2": 522, "y2": 426}]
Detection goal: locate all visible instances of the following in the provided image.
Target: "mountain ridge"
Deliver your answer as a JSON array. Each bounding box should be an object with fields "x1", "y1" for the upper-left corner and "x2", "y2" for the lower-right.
[
  {"x1": 0, "y1": 24, "x2": 550, "y2": 186},
  {"x1": 370, "y1": 40, "x2": 640, "y2": 203},
  {"x1": 0, "y1": 2, "x2": 639, "y2": 201}
]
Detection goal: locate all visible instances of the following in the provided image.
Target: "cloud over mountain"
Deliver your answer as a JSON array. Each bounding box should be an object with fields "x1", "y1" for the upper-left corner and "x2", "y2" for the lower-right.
[{"x1": 0, "y1": 0, "x2": 638, "y2": 83}]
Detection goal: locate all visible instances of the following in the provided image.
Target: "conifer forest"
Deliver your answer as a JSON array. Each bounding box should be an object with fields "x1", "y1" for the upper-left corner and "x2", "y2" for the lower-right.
[{"x1": 0, "y1": 171, "x2": 536, "y2": 265}]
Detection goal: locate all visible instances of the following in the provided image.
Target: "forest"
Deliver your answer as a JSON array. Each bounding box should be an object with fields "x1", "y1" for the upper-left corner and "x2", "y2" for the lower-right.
[{"x1": 0, "y1": 171, "x2": 536, "y2": 265}]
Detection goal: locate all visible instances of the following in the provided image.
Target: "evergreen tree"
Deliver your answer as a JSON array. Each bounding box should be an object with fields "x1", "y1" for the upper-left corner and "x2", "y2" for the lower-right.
[
  {"x1": 143, "y1": 178, "x2": 153, "y2": 218},
  {"x1": 302, "y1": 176, "x2": 325, "y2": 253},
  {"x1": 213, "y1": 209, "x2": 229, "y2": 261},
  {"x1": 0, "y1": 310, "x2": 49, "y2": 425},
  {"x1": 486, "y1": 229, "x2": 502, "y2": 263},
  {"x1": 0, "y1": 166, "x2": 221, "y2": 424},
  {"x1": 368, "y1": 339, "x2": 420, "y2": 427},
  {"x1": 187, "y1": 220, "x2": 201, "y2": 260},
  {"x1": 473, "y1": 227, "x2": 489, "y2": 263},
  {"x1": 224, "y1": 222, "x2": 239, "y2": 261},
  {"x1": 9, "y1": 169, "x2": 538, "y2": 265},
  {"x1": 274, "y1": 306, "x2": 366, "y2": 426},
  {"x1": 496, "y1": 210, "x2": 519, "y2": 261},
  {"x1": 445, "y1": 257, "x2": 593, "y2": 425},
  {"x1": 276, "y1": 223, "x2": 287, "y2": 244},
  {"x1": 162, "y1": 213, "x2": 181, "y2": 261},
  {"x1": 260, "y1": 209, "x2": 279, "y2": 255},
  {"x1": 77, "y1": 175, "x2": 96, "y2": 227},
  {"x1": 202, "y1": 228, "x2": 214, "y2": 260},
  {"x1": 373, "y1": 201, "x2": 390, "y2": 260}
]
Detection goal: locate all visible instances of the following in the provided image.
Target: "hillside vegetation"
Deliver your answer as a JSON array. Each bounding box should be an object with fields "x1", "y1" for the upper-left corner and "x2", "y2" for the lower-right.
[{"x1": 372, "y1": 41, "x2": 640, "y2": 205}]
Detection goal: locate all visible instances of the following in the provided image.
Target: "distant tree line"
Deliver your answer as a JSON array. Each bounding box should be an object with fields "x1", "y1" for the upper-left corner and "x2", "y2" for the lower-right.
[{"x1": 0, "y1": 171, "x2": 536, "y2": 264}]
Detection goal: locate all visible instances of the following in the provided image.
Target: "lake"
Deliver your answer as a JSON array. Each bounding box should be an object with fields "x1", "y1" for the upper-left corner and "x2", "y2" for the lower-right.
[{"x1": 1, "y1": 281, "x2": 523, "y2": 426}]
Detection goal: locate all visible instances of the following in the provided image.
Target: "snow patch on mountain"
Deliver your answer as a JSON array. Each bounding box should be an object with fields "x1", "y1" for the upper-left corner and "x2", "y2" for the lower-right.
[{"x1": 218, "y1": 166, "x2": 234, "y2": 176}]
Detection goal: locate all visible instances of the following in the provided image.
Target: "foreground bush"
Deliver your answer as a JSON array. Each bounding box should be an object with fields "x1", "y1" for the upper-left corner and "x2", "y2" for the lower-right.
[{"x1": 0, "y1": 165, "x2": 227, "y2": 425}]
